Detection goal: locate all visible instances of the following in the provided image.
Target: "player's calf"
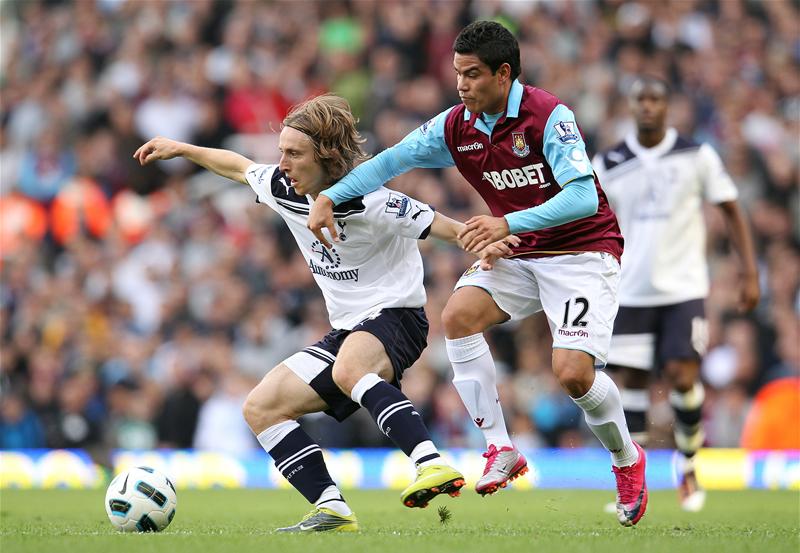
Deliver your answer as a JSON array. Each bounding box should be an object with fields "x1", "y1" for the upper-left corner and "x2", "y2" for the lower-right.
[
  {"x1": 257, "y1": 420, "x2": 355, "y2": 525},
  {"x1": 351, "y1": 373, "x2": 444, "y2": 466},
  {"x1": 670, "y1": 381, "x2": 706, "y2": 512}
]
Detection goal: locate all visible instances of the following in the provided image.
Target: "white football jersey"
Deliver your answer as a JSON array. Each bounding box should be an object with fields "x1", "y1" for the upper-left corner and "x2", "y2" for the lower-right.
[
  {"x1": 594, "y1": 128, "x2": 738, "y2": 306},
  {"x1": 245, "y1": 164, "x2": 436, "y2": 329}
]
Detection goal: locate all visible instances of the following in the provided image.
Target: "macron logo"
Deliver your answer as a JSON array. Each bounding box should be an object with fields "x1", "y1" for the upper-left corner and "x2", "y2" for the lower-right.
[
  {"x1": 457, "y1": 141, "x2": 484, "y2": 153},
  {"x1": 557, "y1": 328, "x2": 589, "y2": 338}
]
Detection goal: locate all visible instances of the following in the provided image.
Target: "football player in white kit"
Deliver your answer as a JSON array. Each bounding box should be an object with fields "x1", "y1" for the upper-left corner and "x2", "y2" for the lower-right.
[
  {"x1": 134, "y1": 94, "x2": 517, "y2": 532},
  {"x1": 594, "y1": 76, "x2": 760, "y2": 512}
]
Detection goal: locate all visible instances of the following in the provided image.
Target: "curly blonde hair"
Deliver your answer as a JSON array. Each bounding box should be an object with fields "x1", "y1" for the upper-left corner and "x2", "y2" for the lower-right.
[{"x1": 282, "y1": 94, "x2": 370, "y2": 182}]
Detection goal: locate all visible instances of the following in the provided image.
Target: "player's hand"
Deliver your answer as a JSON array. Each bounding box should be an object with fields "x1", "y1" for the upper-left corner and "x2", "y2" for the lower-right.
[
  {"x1": 459, "y1": 215, "x2": 511, "y2": 253},
  {"x1": 133, "y1": 137, "x2": 184, "y2": 165},
  {"x1": 739, "y1": 274, "x2": 760, "y2": 312},
  {"x1": 479, "y1": 235, "x2": 521, "y2": 270},
  {"x1": 307, "y1": 194, "x2": 338, "y2": 248}
]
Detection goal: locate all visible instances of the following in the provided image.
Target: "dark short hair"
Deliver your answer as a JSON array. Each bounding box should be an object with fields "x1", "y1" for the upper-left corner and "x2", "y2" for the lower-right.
[
  {"x1": 453, "y1": 21, "x2": 521, "y2": 81},
  {"x1": 629, "y1": 75, "x2": 671, "y2": 98}
]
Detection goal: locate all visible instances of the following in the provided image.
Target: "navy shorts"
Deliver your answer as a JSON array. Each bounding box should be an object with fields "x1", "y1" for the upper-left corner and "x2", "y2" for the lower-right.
[
  {"x1": 607, "y1": 299, "x2": 708, "y2": 371},
  {"x1": 283, "y1": 307, "x2": 428, "y2": 421}
]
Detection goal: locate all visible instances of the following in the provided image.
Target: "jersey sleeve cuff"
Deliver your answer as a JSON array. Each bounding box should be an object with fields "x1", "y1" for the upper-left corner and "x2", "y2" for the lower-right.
[
  {"x1": 318, "y1": 189, "x2": 342, "y2": 206},
  {"x1": 504, "y1": 213, "x2": 526, "y2": 235},
  {"x1": 554, "y1": 167, "x2": 593, "y2": 188},
  {"x1": 708, "y1": 190, "x2": 739, "y2": 204}
]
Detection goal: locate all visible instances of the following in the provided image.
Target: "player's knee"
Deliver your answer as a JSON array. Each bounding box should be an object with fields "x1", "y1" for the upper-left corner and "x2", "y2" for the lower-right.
[
  {"x1": 664, "y1": 361, "x2": 697, "y2": 393},
  {"x1": 442, "y1": 302, "x2": 480, "y2": 337},
  {"x1": 242, "y1": 388, "x2": 282, "y2": 431},
  {"x1": 552, "y1": 349, "x2": 596, "y2": 397},
  {"x1": 553, "y1": 363, "x2": 594, "y2": 398},
  {"x1": 331, "y1": 363, "x2": 359, "y2": 396},
  {"x1": 241, "y1": 391, "x2": 265, "y2": 429}
]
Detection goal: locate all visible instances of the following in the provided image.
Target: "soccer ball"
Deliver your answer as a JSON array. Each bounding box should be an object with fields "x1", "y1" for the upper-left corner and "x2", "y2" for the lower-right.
[{"x1": 105, "y1": 466, "x2": 178, "y2": 532}]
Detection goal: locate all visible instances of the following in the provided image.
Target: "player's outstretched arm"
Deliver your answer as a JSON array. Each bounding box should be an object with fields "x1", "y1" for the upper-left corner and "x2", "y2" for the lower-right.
[
  {"x1": 308, "y1": 149, "x2": 408, "y2": 247},
  {"x1": 428, "y1": 212, "x2": 466, "y2": 245},
  {"x1": 718, "y1": 200, "x2": 760, "y2": 311},
  {"x1": 308, "y1": 107, "x2": 456, "y2": 248},
  {"x1": 458, "y1": 175, "x2": 599, "y2": 253},
  {"x1": 308, "y1": 146, "x2": 434, "y2": 248},
  {"x1": 427, "y1": 212, "x2": 520, "y2": 269},
  {"x1": 134, "y1": 137, "x2": 254, "y2": 185}
]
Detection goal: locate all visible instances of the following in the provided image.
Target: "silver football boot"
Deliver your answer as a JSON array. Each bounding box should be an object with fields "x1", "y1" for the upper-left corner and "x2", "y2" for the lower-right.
[{"x1": 475, "y1": 444, "x2": 528, "y2": 496}]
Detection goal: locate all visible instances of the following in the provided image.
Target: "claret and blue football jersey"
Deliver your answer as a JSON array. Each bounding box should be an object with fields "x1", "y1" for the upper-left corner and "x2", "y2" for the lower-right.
[{"x1": 323, "y1": 80, "x2": 623, "y2": 260}]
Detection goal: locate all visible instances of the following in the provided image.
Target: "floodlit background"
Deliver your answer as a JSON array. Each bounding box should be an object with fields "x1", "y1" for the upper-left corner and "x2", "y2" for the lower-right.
[{"x1": 0, "y1": 0, "x2": 797, "y2": 487}]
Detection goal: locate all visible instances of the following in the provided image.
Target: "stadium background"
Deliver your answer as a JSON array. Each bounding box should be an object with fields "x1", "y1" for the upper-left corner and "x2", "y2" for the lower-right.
[{"x1": 0, "y1": 0, "x2": 797, "y2": 490}]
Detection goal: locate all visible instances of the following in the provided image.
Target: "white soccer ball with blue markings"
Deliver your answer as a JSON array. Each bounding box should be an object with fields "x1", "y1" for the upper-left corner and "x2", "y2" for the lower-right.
[{"x1": 105, "y1": 466, "x2": 177, "y2": 532}]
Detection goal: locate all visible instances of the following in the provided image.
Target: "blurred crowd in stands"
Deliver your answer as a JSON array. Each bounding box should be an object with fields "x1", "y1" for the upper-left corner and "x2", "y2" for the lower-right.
[{"x1": 1, "y1": 0, "x2": 798, "y2": 461}]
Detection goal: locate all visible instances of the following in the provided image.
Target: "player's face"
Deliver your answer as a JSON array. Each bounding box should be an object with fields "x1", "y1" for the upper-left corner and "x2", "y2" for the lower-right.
[
  {"x1": 278, "y1": 126, "x2": 327, "y2": 197},
  {"x1": 454, "y1": 53, "x2": 508, "y2": 115},
  {"x1": 630, "y1": 84, "x2": 668, "y2": 133}
]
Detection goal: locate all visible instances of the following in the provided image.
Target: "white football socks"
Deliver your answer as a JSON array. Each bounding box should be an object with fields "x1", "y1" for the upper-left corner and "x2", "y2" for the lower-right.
[
  {"x1": 446, "y1": 334, "x2": 513, "y2": 449},
  {"x1": 256, "y1": 420, "x2": 299, "y2": 451},
  {"x1": 572, "y1": 370, "x2": 639, "y2": 467},
  {"x1": 315, "y1": 485, "x2": 352, "y2": 516},
  {"x1": 410, "y1": 440, "x2": 441, "y2": 468}
]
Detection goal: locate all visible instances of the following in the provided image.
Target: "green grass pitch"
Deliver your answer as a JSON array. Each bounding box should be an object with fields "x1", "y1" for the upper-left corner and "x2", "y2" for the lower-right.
[{"x1": 1, "y1": 488, "x2": 798, "y2": 553}]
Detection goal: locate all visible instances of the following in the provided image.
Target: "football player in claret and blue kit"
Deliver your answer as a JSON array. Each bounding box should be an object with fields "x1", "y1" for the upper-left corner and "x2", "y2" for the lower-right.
[
  {"x1": 135, "y1": 94, "x2": 518, "y2": 532},
  {"x1": 308, "y1": 20, "x2": 648, "y2": 526}
]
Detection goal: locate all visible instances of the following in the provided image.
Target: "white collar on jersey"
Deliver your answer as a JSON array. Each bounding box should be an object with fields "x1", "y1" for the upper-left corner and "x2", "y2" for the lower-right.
[{"x1": 625, "y1": 127, "x2": 678, "y2": 160}]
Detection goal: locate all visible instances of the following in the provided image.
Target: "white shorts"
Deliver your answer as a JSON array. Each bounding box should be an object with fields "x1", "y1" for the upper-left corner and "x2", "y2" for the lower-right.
[{"x1": 454, "y1": 252, "x2": 620, "y2": 367}]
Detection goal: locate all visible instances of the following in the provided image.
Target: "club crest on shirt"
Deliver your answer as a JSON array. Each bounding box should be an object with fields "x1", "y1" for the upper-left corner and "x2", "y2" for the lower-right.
[
  {"x1": 385, "y1": 192, "x2": 411, "y2": 218},
  {"x1": 554, "y1": 120, "x2": 579, "y2": 144},
  {"x1": 462, "y1": 262, "x2": 481, "y2": 278},
  {"x1": 511, "y1": 131, "x2": 530, "y2": 157},
  {"x1": 336, "y1": 220, "x2": 347, "y2": 242}
]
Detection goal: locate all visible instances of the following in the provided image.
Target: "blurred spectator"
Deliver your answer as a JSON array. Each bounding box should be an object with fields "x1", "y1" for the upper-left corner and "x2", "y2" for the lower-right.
[
  {"x1": 17, "y1": 126, "x2": 75, "y2": 202},
  {"x1": 157, "y1": 368, "x2": 216, "y2": 449},
  {"x1": 192, "y1": 372, "x2": 256, "y2": 455},
  {"x1": 0, "y1": 391, "x2": 45, "y2": 449},
  {"x1": 0, "y1": 0, "x2": 797, "y2": 453},
  {"x1": 105, "y1": 379, "x2": 158, "y2": 450}
]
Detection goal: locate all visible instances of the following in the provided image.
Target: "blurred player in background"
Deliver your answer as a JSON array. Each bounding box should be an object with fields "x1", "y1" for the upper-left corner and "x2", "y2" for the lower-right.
[
  {"x1": 594, "y1": 76, "x2": 760, "y2": 512},
  {"x1": 134, "y1": 95, "x2": 516, "y2": 532},
  {"x1": 308, "y1": 21, "x2": 648, "y2": 526}
]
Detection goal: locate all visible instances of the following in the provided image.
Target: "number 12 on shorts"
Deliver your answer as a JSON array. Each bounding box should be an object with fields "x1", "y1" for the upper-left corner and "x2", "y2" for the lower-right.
[{"x1": 562, "y1": 297, "x2": 589, "y2": 328}]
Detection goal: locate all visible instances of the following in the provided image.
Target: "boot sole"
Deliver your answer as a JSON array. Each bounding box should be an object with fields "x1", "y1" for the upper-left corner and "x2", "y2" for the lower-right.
[{"x1": 402, "y1": 477, "x2": 466, "y2": 508}]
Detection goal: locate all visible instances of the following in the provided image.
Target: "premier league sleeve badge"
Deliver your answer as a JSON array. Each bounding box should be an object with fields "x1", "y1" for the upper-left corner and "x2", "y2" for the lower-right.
[{"x1": 554, "y1": 120, "x2": 579, "y2": 144}]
